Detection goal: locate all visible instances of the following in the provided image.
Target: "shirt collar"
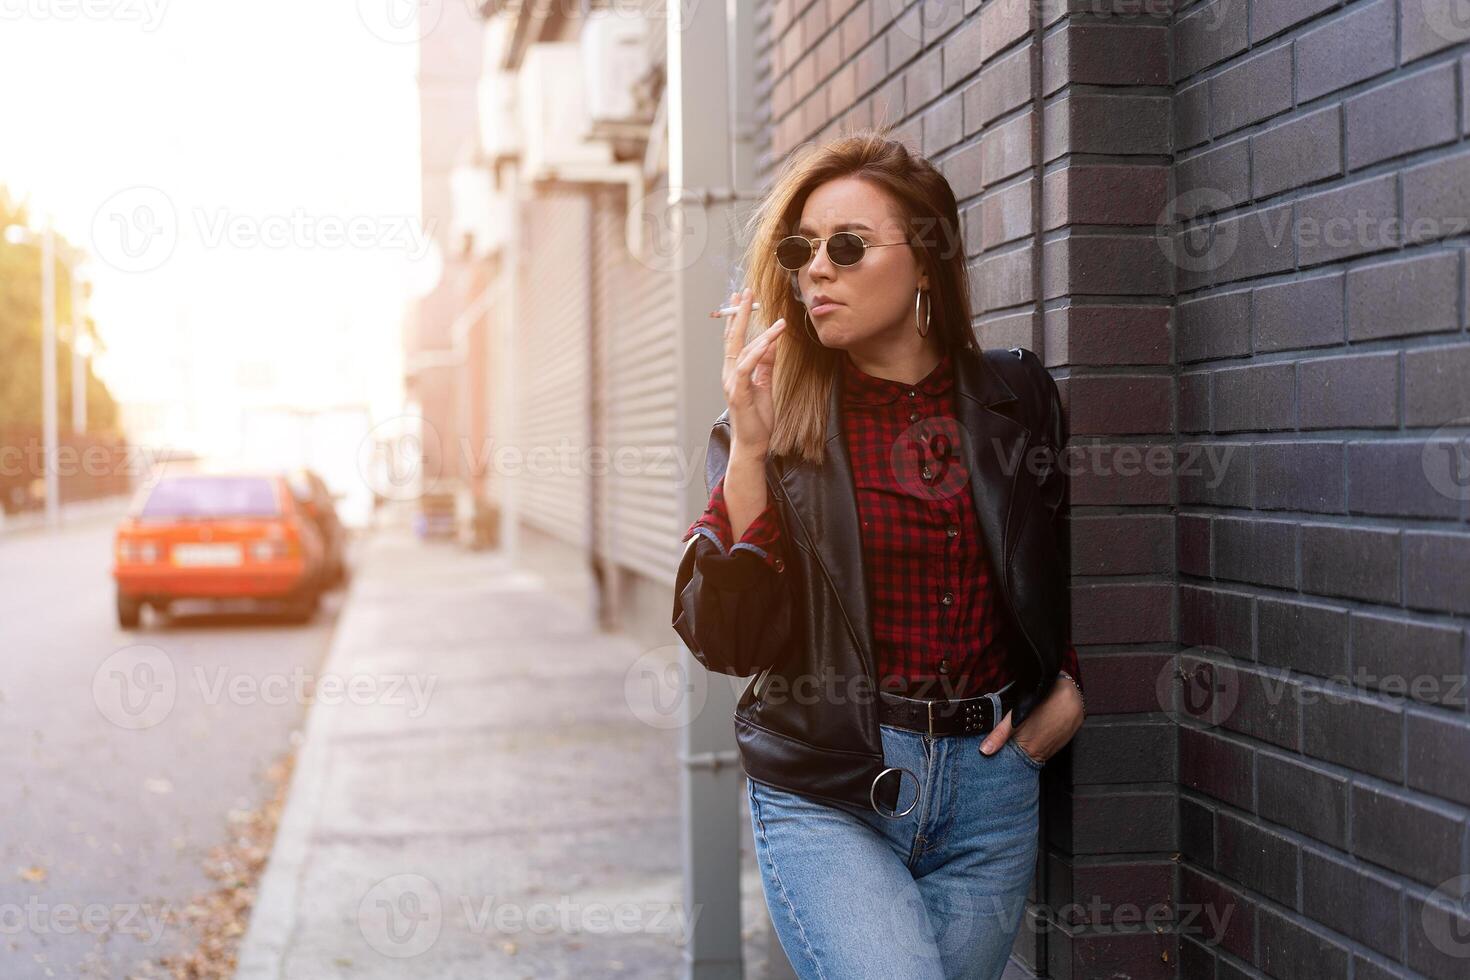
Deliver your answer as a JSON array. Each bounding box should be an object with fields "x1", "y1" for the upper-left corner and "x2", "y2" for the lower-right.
[{"x1": 840, "y1": 348, "x2": 954, "y2": 406}]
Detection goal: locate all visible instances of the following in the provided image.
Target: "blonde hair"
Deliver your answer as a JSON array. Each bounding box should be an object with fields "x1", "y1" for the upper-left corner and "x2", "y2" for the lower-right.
[{"x1": 738, "y1": 126, "x2": 977, "y2": 465}]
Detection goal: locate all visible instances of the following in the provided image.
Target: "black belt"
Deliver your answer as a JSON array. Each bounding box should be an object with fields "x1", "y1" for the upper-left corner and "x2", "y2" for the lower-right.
[{"x1": 876, "y1": 680, "x2": 1019, "y2": 738}]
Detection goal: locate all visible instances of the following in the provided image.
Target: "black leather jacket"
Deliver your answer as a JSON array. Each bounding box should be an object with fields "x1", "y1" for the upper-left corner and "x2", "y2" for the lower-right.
[{"x1": 671, "y1": 345, "x2": 1071, "y2": 814}]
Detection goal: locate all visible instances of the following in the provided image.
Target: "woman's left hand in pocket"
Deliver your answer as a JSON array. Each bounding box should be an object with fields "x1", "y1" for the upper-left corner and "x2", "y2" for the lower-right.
[{"x1": 979, "y1": 678, "x2": 1085, "y2": 765}]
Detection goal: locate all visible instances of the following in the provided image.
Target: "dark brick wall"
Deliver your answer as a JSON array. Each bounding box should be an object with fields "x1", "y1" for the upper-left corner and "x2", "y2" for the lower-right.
[{"x1": 756, "y1": 0, "x2": 1470, "y2": 977}]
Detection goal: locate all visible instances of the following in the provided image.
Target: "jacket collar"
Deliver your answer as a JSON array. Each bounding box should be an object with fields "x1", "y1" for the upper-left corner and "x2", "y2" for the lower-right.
[{"x1": 775, "y1": 345, "x2": 1030, "y2": 674}]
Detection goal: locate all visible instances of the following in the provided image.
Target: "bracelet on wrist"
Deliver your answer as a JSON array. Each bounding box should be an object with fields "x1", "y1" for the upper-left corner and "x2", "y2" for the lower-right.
[{"x1": 1057, "y1": 669, "x2": 1085, "y2": 715}]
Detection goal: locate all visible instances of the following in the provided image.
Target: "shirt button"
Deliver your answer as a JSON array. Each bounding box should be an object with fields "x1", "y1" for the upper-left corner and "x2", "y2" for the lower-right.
[
  {"x1": 921, "y1": 465, "x2": 933, "y2": 480},
  {"x1": 909, "y1": 412, "x2": 920, "y2": 423},
  {"x1": 938, "y1": 659, "x2": 950, "y2": 674},
  {"x1": 773, "y1": 557, "x2": 785, "y2": 572},
  {"x1": 906, "y1": 389, "x2": 917, "y2": 398},
  {"x1": 946, "y1": 526, "x2": 959, "y2": 538},
  {"x1": 940, "y1": 591, "x2": 954, "y2": 606}
]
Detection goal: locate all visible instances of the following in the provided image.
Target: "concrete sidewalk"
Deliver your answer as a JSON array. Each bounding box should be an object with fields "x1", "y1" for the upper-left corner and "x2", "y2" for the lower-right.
[{"x1": 237, "y1": 518, "x2": 778, "y2": 979}]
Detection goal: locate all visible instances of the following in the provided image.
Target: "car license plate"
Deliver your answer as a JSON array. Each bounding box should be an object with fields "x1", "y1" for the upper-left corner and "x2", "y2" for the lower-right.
[{"x1": 171, "y1": 543, "x2": 244, "y2": 567}]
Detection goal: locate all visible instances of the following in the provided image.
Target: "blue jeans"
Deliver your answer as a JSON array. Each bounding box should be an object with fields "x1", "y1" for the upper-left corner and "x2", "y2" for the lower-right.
[{"x1": 746, "y1": 722, "x2": 1043, "y2": 980}]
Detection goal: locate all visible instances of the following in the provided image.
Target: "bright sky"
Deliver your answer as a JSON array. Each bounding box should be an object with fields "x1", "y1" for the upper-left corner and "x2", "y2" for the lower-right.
[{"x1": 0, "y1": 1, "x2": 435, "y2": 462}]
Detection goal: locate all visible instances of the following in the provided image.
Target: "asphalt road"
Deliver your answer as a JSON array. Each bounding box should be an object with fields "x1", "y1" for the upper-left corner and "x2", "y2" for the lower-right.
[{"x1": 0, "y1": 515, "x2": 350, "y2": 978}]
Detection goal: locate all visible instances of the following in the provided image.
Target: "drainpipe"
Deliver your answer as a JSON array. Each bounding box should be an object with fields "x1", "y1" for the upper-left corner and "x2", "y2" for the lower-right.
[{"x1": 668, "y1": 0, "x2": 767, "y2": 977}]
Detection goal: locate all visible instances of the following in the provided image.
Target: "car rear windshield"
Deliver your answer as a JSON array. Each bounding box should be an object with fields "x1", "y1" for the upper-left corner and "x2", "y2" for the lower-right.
[{"x1": 139, "y1": 476, "x2": 281, "y2": 519}]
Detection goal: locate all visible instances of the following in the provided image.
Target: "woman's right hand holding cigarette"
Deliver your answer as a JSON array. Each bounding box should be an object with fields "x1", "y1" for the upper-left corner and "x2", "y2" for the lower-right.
[{"x1": 721, "y1": 287, "x2": 786, "y2": 458}]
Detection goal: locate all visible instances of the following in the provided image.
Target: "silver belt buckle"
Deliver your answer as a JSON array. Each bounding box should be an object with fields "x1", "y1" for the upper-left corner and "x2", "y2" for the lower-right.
[{"x1": 927, "y1": 699, "x2": 937, "y2": 738}]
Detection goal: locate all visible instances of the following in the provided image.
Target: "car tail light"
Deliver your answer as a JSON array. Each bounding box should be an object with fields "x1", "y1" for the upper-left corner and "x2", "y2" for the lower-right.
[
  {"x1": 117, "y1": 538, "x2": 163, "y2": 563},
  {"x1": 248, "y1": 524, "x2": 302, "y2": 561}
]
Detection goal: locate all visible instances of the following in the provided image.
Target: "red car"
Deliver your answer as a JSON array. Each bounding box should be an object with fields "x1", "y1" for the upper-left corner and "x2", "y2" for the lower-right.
[{"x1": 112, "y1": 471, "x2": 327, "y2": 628}]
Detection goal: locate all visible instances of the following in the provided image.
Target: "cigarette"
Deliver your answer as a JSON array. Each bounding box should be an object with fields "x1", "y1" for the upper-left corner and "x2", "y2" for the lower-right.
[{"x1": 709, "y1": 301, "x2": 762, "y2": 318}]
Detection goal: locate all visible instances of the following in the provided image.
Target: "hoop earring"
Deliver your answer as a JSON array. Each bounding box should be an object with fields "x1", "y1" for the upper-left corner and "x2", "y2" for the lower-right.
[{"x1": 915, "y1": 288, "x2": 931, "y2": 338}]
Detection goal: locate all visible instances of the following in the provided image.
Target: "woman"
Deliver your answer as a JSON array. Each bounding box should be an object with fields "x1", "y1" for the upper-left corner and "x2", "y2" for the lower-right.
[{"x1": 672, "y1": 130, "x2": 1085, "y2": 980}]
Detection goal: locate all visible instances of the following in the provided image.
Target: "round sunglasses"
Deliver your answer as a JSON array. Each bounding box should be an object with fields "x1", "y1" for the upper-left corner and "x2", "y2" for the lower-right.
[{"x1": 774, "y1": 231, "x2": 909, "y2": 271}]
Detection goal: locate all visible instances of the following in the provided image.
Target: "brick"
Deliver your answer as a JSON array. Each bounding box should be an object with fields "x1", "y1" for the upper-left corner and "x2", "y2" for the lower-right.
[
  {"x1": 1179, "y1": 440, "x2": 1252, "y2": 507},
  {"x1": 1214, "y1": 516, "x2": 1297, "y2": 589},
  {"x1": 1251, "y1": 106, "x2": 1342, "y2": 199},
  {"x1": 1302, "y1": 686, "x2": 1404, "y2": 780},
  {"x1": 1259, "y1": 905, "x2": 1351, "y2": 979},
  {"x1": 1202, "y1": 203, "x2": 1295, "y2": 287},
  {"x1": 1046, "y1": 23, "x2": 1169, "y2": 94},
  {"x1": 1178, "y1": 512, "x2": 1210, "y2": 576},
  {"x1": 1256, "y1": 595, "x2": 1348, "y2": 676},
  {"x1": 978, "y1": 0, "x2": 1029, "y2": 62},
  {"x1": 1251, "y1": 0, "x2": 1338, "y2": 44},
  {"x1": 1071, "y1": 791, "x2": 1177, "y2": 854},
  {"x1": 1406, "y1": 890, "x2": 1470, "y2": 979},
  {"x1": 1070, "y1": 446, "x2": 1172, "y2": 507},
  {"x1": 1303, "y1": 849, "x2": 1403, "y2": 958},
  {"x1": 1073, "y1": 582, "x2": 1175, "y2": 643},
  {"x1": 981, "y1": 111, "x2": 1033, "y2": 186},
  {"x1": 979, "y1": 178, "x2": 1031, "y2": 250},
  {"x1": 1351, "y1": 783, "x2": 1464, "y2": 886},
  {"x1": 973, "y1": 246, "x2": 1032, "y2": 311},
  {"x1": 904, "y1": 46, "x2": 943, "y2": 112},
  {"x1": 1178, "y1": 867, "x2": 1255, "y2": 961},
  {"x1": 1176, "y1": 138, "x2": 1251, "y2": 214},
  {"x1": 1345, "y1": 64, "x2": 1459, "y2": 169},
  {"x1": 1043, "y1": 235, "x2": 1171, "y2": 298},
  {"x1": 885, "y1": 7, "x2": 921, "y2": 69},
  {"x1": 942, "y1": 16, "x2": 983, "y2": 88},
  {"x1": 1401, "y1": 148, "x2": 1470, "y2": 246},
  {"x1": 943, "y1": 139, "x2": 985, "y2": 201},
  {"x1": 922, "y1": 91, "x2": 963, "y2": 154},
  {"x1": 1179, "y1": 372, "x2": 1210, "y2": 433},
  {"x1": 1209, "y1": 44, "x2": 1292, "y2": 137},
  {"x1": 1252, "y1": 274, "x2": 1344, "y2": 352},
  {"x1": 1043, "y1": 305, "x2": 1172, "y2": 367},
  {"x1": 1179, "y1": 797, "x2": 1215, "y2": 865},
  {"x1": 1178, "y1": 289, "x2": 1250, "y2": 363},
  {"x1": 1044, "y1": 94, "x2": 1172, "y2": 161},
  {"x1": 1407, "y1": 712, "x2": 1470, "y2": 807},
  {"x1": 1218, "y1": 663, "x2": 1300, "y2": 749},
  {"x1": 1065, "y1": 375, "x2": 1173, "y2": 435},
  {"x1": 1405, "y1": 343, "x2": 1470, "y2": 426},
  {"x1": 1217, "y1": 811, "x2": 1298, "y2": 906},
  {"x1": 1298, "y1": 352, "x2": 1400, "y2": 430},
  {"x1": 1072, "y1": 514, "x2": 1175, "y2": 577},
  {"x1": 1295, "y1": 0, "x2": 1396, "y2": 103},
  {"x1": 1301, "y1": 522, "x2": 1401, "y2": 604},
  {"x1": 1346, "y1": 251, "x2": 1461, "y2": 341},
  {"x1": 1400, "y1": 0, "x2": 1470, "y2": 62},
  {"x1": 1296, "y1": 174, "x2": 1399, "y2": 267},
  {"x1": 1251, "y1": 434, "x2": 1346, "y2": 512},
  {"x1": 1042, "y1": 165, "x2": 1169, "y2": 230},
  {"x1": 1351, "y1": 611, "x2": 1469, "y2": 711},
  {"x1": 1180, "y1": 586, "x2": 1255, "y2": 658},
  {"x1": 1213, "y1": 362, "x2": 1295, "y2": 432},
  {"x1": 1180, "y1": 726, "x2": 1254, "y2": 811},
  {"x1": 1258, "y1": 752, "x2": 1348, "y2": 848},
  {"x1": 1175, "y1": 78, "x2": 1210, "y2": 152},
  {"x1": 1174, "y1": 0, "x2": 1248, "y2": 80},
  {"x1": 1346, "y1": 440, "x2": 1463, "y2": 520},
  {"x1": 1403, "y1": 531, "x2": 1470, "y2": 615},
  {"x1": 1072, "y1": 721, "x2": 1177, "y2": 785},
  {"x1": 964, "y1": 43, "x2": 1030, "y2": 132}
]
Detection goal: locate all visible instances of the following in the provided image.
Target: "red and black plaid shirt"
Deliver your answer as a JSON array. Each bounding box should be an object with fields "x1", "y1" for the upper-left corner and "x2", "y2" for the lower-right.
[{"x1": 683, "y1": 347, "x2": 1081, "y2": 701}]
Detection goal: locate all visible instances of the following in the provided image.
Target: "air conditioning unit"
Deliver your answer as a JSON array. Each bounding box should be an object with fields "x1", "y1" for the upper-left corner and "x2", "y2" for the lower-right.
[
  {"x1": 580, "y1": 10, "x2": 647, "y2": 124},
  {"x1": 478, "y1": 70, "x2": 518, "y2": 164},
  {"x1": 517, "y1": 42, "x2": 613, "y2": 181}
]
